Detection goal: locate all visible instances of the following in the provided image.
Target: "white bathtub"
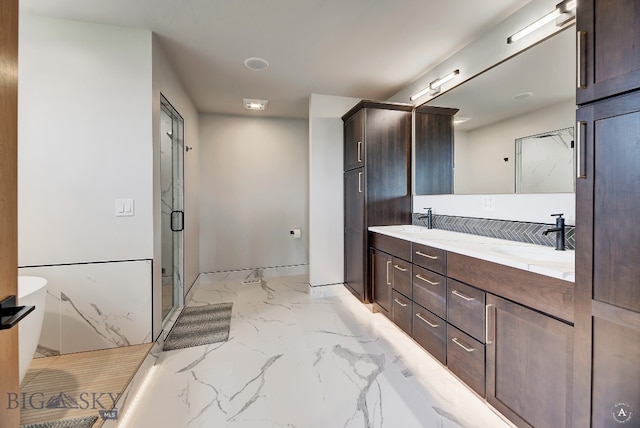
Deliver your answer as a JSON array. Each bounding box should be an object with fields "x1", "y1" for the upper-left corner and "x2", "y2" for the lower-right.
[{"x1": 17, "y1": 276, "x2": 48, "y2": 384}]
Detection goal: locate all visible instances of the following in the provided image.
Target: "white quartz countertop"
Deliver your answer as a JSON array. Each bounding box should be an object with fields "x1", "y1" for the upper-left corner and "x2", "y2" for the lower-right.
[{"x1": 369, "y1": 225, "x2": 575, "y2": 283}]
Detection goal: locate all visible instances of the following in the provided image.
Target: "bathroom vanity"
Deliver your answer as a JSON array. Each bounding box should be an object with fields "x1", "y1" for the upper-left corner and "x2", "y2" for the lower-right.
[{"x1": 369, "y1": 226, "x2": 575, "y2": 428}]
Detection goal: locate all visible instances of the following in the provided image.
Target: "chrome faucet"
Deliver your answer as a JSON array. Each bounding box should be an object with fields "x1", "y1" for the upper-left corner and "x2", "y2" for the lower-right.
[
  {"x1": 542, "y1": 213, "x2": 565, "y2": 251},
  {"x1": 418, "y1": 208, "x2": 433, "y2": 229}
]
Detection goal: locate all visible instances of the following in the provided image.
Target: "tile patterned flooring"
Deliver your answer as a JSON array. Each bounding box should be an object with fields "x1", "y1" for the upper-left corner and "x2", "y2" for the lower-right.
[{"x1": 120, "y1": 274, "x2": 512, "y2": 428}]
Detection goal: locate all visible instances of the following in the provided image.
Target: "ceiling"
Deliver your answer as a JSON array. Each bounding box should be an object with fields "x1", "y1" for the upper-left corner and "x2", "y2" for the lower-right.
[{"x1": 20, "y1": 0, "x2": 531, "y2": 118}]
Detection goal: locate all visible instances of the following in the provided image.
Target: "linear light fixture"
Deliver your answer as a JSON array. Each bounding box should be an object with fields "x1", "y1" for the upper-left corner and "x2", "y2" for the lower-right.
[
  {"x1": 243, "y1": 98, "x2": 268, "y2": 111},
  {"x1": 410, "y1": 69, "x2": 460, "y2": 101},
  {"x1": 507, "y1": 0, "x2": 577, "y2": 44}
]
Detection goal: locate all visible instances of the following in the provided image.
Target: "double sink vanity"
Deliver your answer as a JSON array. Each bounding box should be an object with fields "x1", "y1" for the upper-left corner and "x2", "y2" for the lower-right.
[{"x1": 368, "y1": 225, "x2": 575, "y2": 427}]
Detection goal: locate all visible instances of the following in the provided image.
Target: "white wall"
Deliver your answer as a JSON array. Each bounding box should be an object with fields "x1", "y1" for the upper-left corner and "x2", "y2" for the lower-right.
[
  {"x1": 18, "y1": 15, "x2": 154, "y2": 353},
  {"x1": 455, "y1": 99, "x2": 575, "y2": 194},
  {"x1": 152, "y1": 37, "x2": 200, "y2": 337},
  {"x1": 199, "y1": 114, "x2": 308, "y2": 273},
  {"x1": 18, "y1": 14, "x2": 153, "y2": 265},
  {"x1": 308, "y1": 94, "x2": 360, "y2": 287}
]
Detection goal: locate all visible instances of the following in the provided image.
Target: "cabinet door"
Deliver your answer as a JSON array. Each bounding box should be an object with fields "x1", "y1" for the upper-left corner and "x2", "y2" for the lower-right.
[
  {"x1": 486, "y1": 294, "x2": 573, "y2": 428},
  {"x1": 344, "y1": 109, "x2": 364, "y2": 171},
  {"x1": 577, "y1": 0, "x2": 640, "y2": 104},
  {"x1": 578, "y1": 91, "x2": 640, "y2": 312},
  {"x1": 414, "y1": 108, "x2": 456, "y2": 194},
  {"x1": 371, "y1": 249, "x2": 392, "y2": 312},
  {"x1": 344, "y1": 168, "x2": 365, "y2": 300},
  {"x1": 591, "y1": 316, "x2": 640, "y2": 428},
  {"x1": 365, "y1": 108, "x2": 412, "y2": 227}
]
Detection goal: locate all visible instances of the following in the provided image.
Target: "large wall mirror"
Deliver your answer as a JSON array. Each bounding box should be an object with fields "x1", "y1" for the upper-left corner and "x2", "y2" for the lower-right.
[{"x1": 416, "y1": 26, "x2": 575, "y2": 195}]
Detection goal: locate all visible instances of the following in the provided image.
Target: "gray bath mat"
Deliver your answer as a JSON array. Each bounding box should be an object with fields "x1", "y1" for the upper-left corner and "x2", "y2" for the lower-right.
[
  {"x1": 163, "y1": 302, "x2": 233, "y2": 351},
  {"x1": 21, "y1": 416, "x2": 98, "y2": 428}
]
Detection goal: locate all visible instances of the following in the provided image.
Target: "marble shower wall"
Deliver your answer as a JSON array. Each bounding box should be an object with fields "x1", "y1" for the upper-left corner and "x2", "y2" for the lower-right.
[{"x1": 19, "y1": 260, "x2": 153, "y2": 356}]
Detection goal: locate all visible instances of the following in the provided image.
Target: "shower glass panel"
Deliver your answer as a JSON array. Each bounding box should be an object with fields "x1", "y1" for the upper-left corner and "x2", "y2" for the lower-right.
[{"x1": 160, "y1": 96, "x2": 184, "y2": 322}]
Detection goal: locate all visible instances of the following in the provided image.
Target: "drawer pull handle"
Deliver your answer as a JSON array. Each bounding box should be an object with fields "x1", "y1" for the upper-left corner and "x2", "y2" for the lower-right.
[
  {"x1": 452, "y1": 337, "x2": 475, "y2": 353},
  {"x1": 394, "y1": 298, "x2": 407, "y2": 307},
  {"x1": 393, "y1": 264, "x2": 408, "y2": 272},
  {"x1": 416, "y1": 312, "x2": 439, "y2": 328},
  {"x1": 415, "y1": 274, "x2": 438, "y2": 286},
  {"x1": 357, "y1": 141, "x2": 363, "y2": 162},
  {"x1": 451, "y1": 289, "x2": 475, "y2": 301},
  {"x1": 415, "y1": 251, "x2": 438, "y2": 260},
  {"x1": 386, "y1": 260, "x2": 392, "y2": 286}
]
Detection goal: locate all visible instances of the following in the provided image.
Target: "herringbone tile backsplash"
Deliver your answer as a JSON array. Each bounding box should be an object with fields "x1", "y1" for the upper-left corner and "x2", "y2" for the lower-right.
[{"x1": 412, "y1": 213, "x2": 576, "y2": 250}]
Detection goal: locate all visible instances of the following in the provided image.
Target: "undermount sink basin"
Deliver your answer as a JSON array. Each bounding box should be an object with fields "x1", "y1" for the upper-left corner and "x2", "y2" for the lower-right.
[{"x1": 491, "y1": 245, "x2": 574, "y2": 263}]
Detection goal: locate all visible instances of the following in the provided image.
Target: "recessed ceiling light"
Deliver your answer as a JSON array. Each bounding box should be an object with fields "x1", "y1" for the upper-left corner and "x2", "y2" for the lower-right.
[
  {"x1": 513, "y1": 92, "x2": 534, "y2": 100},
  {"x1": 244, "y1": 57, "x2": 269, "y2": 71},
  {"x1": 243, "y1": 98, "x2": 268, "y2": 111},
  {"x1": 453, "y1": 117, "x2": 471, "y2": 125}
]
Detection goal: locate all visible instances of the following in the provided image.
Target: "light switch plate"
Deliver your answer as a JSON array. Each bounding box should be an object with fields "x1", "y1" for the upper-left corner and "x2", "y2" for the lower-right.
[{"x1": 115, "y1": 199, "x2": 135, "y2": 217}]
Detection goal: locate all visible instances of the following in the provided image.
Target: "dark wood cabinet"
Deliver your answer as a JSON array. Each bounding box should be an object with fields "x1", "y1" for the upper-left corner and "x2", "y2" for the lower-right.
[
  {"x1": 413, "y1": 303, "x2": 446, "y2": 364},
  {"x1": 583, "y1": 93, "x2": 640, "y2": 312},
  {"x1": 412, "y1": 265, "x2": 446, "y2": 320},
  {"x1": 591, "y1": 313, "x2": 640, "y2": 428},
  {"x1": 447, "y1": 279, "x2": 485, "y2": 343},
  {"x1": 391, "y1": 257, "x2": 411, "y2": 298},
  {"x1": 371, "y1": 248, "x2": 392, "y2": 313},
  {"x1": 392, "y1": 290, "x2": 412, "y2": 335},
  {"x1": 447, "y1": 325, "x2": 485, "y2": 397},
  {"x1": 343, "y1": 101, "x2": 412, "y2": 302},
  {"x1": 344, "y1": 108, "x2": 364, "y2": 171},
  {"x1": 414, "y1": 106, "x2": 459, "y2": 194},
  {"x1": 575, "y1": 89, "x2": 640, "y2": 427},
  {"x1": 344, "y1": 168, "x2": 365, "y2": 299},
  {"x1": 486, "y1": 294, "x2": 573, "y2": 428},
  {"x1": 577, "y1": 0, "x2": 640, "y2": 105}
]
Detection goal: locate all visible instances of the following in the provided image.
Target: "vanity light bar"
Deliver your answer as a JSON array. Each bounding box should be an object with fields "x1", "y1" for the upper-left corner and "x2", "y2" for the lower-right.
[
  {"x1": 410, "y1": 69, "x2": 460, "y2": 101},
  {"x1": 507, "y1": 0, "x2": 577, "y2": 44}
]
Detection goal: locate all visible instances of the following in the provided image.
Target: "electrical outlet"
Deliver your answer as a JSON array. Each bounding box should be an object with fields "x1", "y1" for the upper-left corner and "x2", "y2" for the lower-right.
[{"x1": 482, "y1": 196, "x2": 495, "y2": 211}]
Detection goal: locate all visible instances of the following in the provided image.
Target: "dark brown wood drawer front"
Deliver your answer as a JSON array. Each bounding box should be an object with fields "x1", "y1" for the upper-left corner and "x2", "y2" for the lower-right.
[
  {"x1": 447, "y1": 325, "x2": 485, "y2": 397},
  {"x1": 447, "y1": 252, "x2": 573, "y2": 324},
  {"x1": 447, "y1": 279, "x2": 486, "y2": 343},
  {"x1": 413, "y1": 265, "x2": 446, "y2": 319},
  {"x1": 392, "y1": 257, "x2": 411, "y2": 297},
  {"x1": 370, "y1": 232, "x2": 411, "y2": 261},
  {"x1": 392, "y1": 290, "x2": 412, "y2": 336},
  {"x1": 413, "y1": 303, "x2": 446, "y2": 364},
  {"x1": 412, "y1": 242, "x2": 446, "y2": 274}
]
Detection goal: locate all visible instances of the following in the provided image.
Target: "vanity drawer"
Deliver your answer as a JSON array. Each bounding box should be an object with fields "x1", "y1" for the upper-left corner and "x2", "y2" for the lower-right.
[
  {"x1": 392, "y1": 290, "x2": 412, "y2": 336},
  {"x1": 392, "y1": 257, "x2": 412, "y2": 297},
  {"x1": 370, "y1": 232, "x2": 411, "y2": 261},
  {"x1": 447, "y1": 279, "x2": 486, "y2": 343},
  {"x1": 447, "y1": 325, "x2": 485, "y2": 397},
  {"x1": 412, "y1": 265, "x2": 446, "y2": 319},
  {"x1": 413, "y1": 304, "x2": 446, "y2": 365},
  {"x1": 412, "y1": 242, "x2": 446, "y2": 274}
]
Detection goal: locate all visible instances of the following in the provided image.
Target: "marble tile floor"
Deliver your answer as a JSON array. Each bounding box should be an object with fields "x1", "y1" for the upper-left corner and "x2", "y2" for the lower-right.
[{"x1": 119, "y1": 274, "x2": 513, "y2": 428}]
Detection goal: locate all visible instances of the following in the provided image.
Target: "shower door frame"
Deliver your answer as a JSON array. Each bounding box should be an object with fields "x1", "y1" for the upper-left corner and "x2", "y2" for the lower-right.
[{"x1": 160, "y1": 95, "x2": 185, "y2": 324}]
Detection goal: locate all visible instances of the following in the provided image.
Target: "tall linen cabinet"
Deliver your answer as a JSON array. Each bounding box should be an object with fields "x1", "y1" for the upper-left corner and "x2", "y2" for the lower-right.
[
  {"x1": 343, "y1": 101, "x2": 412, "y2": 302},
  {"x1": 574, "y1": 0, "x2": 640, "y2": 426}
]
